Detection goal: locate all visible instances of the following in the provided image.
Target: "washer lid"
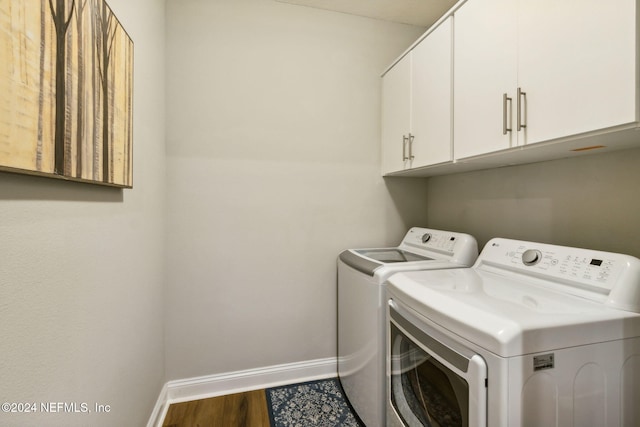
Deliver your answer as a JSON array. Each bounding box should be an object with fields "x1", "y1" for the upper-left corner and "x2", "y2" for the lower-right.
[
  {"x1": 355, "y1": 248, "x2": 433, "y2": 263},
  {"x1": 339, "y1": 248, "x2": 434, "y2": 276},
  {"x1": 338, "y1": 227, "x2": 479, "y2": 277},
  {"x1": 388, "y1": 268, "x2": 640, "y2": 357}
]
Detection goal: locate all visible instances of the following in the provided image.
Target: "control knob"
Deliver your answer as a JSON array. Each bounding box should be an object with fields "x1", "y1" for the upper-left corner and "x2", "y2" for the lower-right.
[
  {"x1": 522, "y1": 249, "x2": 542, "y2": 266},
  {"x1": 421, "y1": 233, "x2": 432, "y2": 243}
]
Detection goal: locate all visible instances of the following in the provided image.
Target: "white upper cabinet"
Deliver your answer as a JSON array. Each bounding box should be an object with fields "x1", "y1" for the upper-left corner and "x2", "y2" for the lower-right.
[
  {"x1": 381, "y1": 17, "x2": 453, "y2": 175},
  {"x1": 381, "y1": 54, "x2": 411, "y2": 175},
  {"x1": 411, "y1": 17, "x2": 453, "y2": 168},
  {"x1": 454, "y1": 0, "x2": 517, "y2": 159},
  {"x1": 383, "y1": 0, "x2": 639, "y2": 177},
  {"x1": 517, "y1": 0, "x2": 637, "y2": 145},
  {"x1": 454, "y1": 0, "x2": 638, "y2": 160}
]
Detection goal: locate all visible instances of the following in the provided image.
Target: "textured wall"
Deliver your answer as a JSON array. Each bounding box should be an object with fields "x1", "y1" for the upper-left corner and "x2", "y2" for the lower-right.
[
  {"x1": 164, "y1": 0, "x2": 427, "y2": 380},
  {"x1": 0, "y1": 0, "x2": 166, "y2": 425},
  {"x1": 426, "y1": 147, "x2": 640, "y2": 258}
]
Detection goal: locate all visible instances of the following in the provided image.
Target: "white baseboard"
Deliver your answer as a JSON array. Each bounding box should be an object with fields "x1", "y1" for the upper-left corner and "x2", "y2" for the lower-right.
[
  {"x1": 146, "y1": 383, "x2": 168, "y2": 427},
  {"x1": 148, "y1": 357, "x2": 337, "y2": 427}
]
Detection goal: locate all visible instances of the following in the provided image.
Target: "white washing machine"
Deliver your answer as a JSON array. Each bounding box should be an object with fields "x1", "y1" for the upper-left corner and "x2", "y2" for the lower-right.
[
  {"x1": 337, "y1": 227, "x2": 478, "y2": 427},
  {"x1": 386, "y1": 238, "x2": 640, "y2": 427}
]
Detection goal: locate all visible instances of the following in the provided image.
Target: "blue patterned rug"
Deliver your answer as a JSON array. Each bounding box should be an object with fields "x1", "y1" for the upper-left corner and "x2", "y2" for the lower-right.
[{"x1": 266, "y1": 378, "x2": 364, "y2": 427}]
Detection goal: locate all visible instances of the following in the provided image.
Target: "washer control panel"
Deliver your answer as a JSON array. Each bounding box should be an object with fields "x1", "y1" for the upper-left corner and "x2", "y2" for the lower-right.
[
  {"x1": 398, "y1": 228, "x2": 478, "y2": 266},
  {"x1": 402, "y1": 228, "x2": 461, "y2": 253}
]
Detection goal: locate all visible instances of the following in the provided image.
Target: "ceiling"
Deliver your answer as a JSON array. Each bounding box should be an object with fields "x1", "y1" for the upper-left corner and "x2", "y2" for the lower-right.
[{"x1": 274, "y1": 0, "x2": 458, "y2": 27}]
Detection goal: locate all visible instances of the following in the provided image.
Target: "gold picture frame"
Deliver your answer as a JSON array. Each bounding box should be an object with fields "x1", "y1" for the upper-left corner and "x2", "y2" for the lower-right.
[{"x1": 0, "y1": 0, "x2": 133, "y2": 188}]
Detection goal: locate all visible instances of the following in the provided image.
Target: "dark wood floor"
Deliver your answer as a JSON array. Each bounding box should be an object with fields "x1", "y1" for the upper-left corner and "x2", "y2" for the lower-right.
[{"x1": 162, "y1": 389, "x2": 271, "y2": 427}]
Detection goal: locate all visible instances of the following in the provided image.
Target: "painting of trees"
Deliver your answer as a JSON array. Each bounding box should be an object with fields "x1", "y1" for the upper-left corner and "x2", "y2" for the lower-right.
[{"x1": 0, "y1": 0, "x2": 133, "y2": 188}]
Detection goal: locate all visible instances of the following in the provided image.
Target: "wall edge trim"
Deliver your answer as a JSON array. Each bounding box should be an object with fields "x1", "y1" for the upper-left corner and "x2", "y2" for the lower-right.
[{"x1": 146, "y1": 382, "x2": 168, "y2": 427}]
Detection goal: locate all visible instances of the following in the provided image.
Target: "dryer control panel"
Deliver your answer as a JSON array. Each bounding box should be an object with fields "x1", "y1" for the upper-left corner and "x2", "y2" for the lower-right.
[{"x1": 478, "y1": 238, "x2": 640, "y2": 312}]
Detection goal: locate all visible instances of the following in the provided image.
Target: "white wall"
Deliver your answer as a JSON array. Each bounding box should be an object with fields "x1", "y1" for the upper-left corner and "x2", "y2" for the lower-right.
[
  {"x1": 425, "y1": 147, "x2": 640, "y2": 258},
  {"x1": 0, "y1": 1, "x2": 166, "y2": 426},
  {"x1": 164, "y1": 0, "x2": 428, "y2": 380}
]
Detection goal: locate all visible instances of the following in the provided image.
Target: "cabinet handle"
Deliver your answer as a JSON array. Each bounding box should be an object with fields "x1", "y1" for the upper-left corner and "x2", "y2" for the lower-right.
[
  {"x1": 408, "y1": 133, "x2": 415, "y2": 160},
  {"x1": 402, "y1": 135, "x2": 409, "y2": 161},
  {"x1": 503, "y1": 93, "x2": 512, "y2": 135},
  {"x1": 517, "y1": 87, "x2": 527, "y2": 131}
]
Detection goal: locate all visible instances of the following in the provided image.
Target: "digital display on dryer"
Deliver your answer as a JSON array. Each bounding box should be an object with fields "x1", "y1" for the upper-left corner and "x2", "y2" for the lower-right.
[{"x1": 590, "y1": 259, "x2": 603, "y2": 266}]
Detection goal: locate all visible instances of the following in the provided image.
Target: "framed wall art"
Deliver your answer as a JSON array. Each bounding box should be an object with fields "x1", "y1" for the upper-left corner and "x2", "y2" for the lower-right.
[{"x1": 0, "y1": 0, "x2": 133, "y2": 188}]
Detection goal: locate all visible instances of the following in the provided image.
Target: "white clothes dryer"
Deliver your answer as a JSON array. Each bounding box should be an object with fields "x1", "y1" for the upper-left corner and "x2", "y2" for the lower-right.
[
  {"x1": 386, "y1": 238, "x2": 640, "y2": 427},
  {"x1": 337, "y1": 227, "x2": 478, "y2": 427}
]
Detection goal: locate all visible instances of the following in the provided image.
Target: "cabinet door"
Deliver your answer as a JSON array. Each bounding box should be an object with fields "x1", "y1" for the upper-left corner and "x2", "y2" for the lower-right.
[
  {"x1": 518, "y1": 0, "x2": 637, "y2": 145},
  {"x1": 454, "y1": 0, "x2": 518, "y2": 159},
  {"x1": 381, "y1": 54, "x2": 411, "y2": 175},
  {"x1": 411, "y1": 17, "x2": 453, "y2": 168}
]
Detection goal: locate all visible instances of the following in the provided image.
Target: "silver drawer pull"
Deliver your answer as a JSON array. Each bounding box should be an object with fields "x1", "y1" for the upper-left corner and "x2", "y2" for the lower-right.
[
  {"x1": 408, "y1": 133, "x2": 415, "y2": 160},
  {"x1": 402, "y1": 135, "x2": 409, "y2": 161},
  {"x1": 503, "y1": 93, "x2": 512, "y2": 135},
  {"x1": 517, "y1": 87, "x2": 527, "y2": 131}
]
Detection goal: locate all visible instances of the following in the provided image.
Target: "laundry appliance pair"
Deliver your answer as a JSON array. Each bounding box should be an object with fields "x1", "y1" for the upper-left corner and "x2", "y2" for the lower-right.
[{"x1": 339, "y1": 228, "x2": 640, "y2": 427}]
